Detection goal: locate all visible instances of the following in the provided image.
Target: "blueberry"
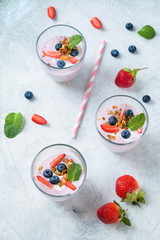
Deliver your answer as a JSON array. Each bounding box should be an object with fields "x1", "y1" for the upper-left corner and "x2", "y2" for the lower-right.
[
  {"x1": 142, "y1": 95, "x2": 151, "y2": 103},
  {"x1": 70, "y1": 49, "x2": 79, "y2": 57},
  {"x1": 121, "y1": 130, "x2": 131, "y2": 139},
  {"x1": 125, "y1": 23, "x2": 133, "y2": 30},
  {"x1": 108, "y1": 116, "x2": 118, "y2": 126},
  {"x1": 49, "y1": 176, "x2": 60, "y2": 185},
  {"x1": 24, "y1": 91, "x2": 33, "y2": 99},
  {"x1": 55, "y1": 43, "x2": 62, "y2": 51},
  {"x1": 57, "y1": 163, "x2": 67, "y2": 173},
  {"x1": 111, "y1": 49, "x2": 119, "y2": 57},
  {"x1": 128, "y1": 45, "x2": 136, "y2": 53},
  {"x1": 125, "y1": 109, "x2": 133, "y2": 118},
  {"x1": 57, "y1": 60, "x2": 65, "y2": 68},
  {"x1": 43, "y1": 169, "x2": 52, "y2": 178}
]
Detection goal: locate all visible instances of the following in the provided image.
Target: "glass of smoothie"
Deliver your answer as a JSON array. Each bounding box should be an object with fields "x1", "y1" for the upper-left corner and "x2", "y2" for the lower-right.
[
  {"x1": 36, "y1": 25, "x2": 87, "y2": 82},
  {"x1": 31, "y1": 144, "x2": 87, "y2": 201},
  {"x1": 96, "y1": 95, "x2": 149, "y2": 153}
]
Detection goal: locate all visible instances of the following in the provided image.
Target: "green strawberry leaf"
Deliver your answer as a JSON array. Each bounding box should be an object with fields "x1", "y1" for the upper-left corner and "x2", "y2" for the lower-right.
[
  {"x1": 68, "y1": 35, "x2": 83, "y2": 50},
  {"x1": 138, "y1": 189, "x2": 146, "y2": 198},
  {"x1": 127, "y1": 113, "x2": 145, "y2": 131},
  {"x1": 122, "y1": 217, "x2": 131, "y2": 227},
  {"x1": 137, "y1": 25, "x2": 156, "y2": 39},
  {"x1": 67, "y1": 163, "x2": 82, "y2": 182},
  {"x1": 4, "y1": 112, "x2": 24, "y2": 138},
  {"x1": 138, "y1": 196, "x2": 145, "y2": 203},
  {"x1": 126, "y1": 193, "x2": 133, "y2": 202}
]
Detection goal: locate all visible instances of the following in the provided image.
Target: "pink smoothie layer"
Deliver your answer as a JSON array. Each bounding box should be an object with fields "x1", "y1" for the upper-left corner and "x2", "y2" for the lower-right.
[
  {"x1": 41, "y1": 36, "x2": 84, "y2": 68},
  {"x1": 97, "y1": 104, "x2": 144, "y2": 144},
  {"x1": 34, "y1": 154, "x2": 85, "y2": 196}
]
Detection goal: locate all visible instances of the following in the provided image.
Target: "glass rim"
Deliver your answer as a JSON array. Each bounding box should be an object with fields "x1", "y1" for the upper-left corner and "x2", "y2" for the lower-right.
[
  {"x1": 36, "y1": 24, "x2": 87, "y2": 70},
  {"x1": 31, "y1": 143, "x2": 87, "y2": 198},
  {"x1": 95, "y1": 94, "x2": 149, "y2": 146}
]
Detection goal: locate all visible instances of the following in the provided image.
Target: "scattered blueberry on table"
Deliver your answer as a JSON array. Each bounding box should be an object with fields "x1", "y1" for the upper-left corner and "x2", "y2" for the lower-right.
[
  {"x1": 43, "y1": 169, "x2": 52, "y2": 178},
  {"x1": 55, "y1": 43, "x2": 62, "y2": 51},
  {"x1": 125, "y1": 23, "x2": 133, "y2": 30},
  {"x1": 24, "y1": 91, "x2": 33, "y2": 99},
  {"x1": 128, "y1": 45, "x2": 136, "y2": 53},
  {"x1": 108, "y1": 116, "x2": 118, "y2": 126},
  {"x1": 57, "y1": 60, "x2": 65, "y2": 68},
  {"x1": 111, "y1": 49, "x2": 119, "y2": 57},
  {"x1": 125, "y1": 109, "x2": 133, "y2": 118},
  {"x1": 142, "y1": 95, "x2": 151, "y2": 103},
  {"x1": 70, "y1": 49, "x2": 79, "y2": 57},
  {"x1": 121, "y1": 130, "x2": 131, "y2": 139}
]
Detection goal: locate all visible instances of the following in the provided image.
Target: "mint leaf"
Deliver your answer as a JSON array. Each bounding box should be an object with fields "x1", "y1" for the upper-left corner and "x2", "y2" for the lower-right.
[
  {"x1": 4, "y1": 112, "x2": 24, "y2": 138},
  {"x1": 67, "y1": 163, "x2": 82, "y2": 182},
  {"x1": 137, "y1": 25, "x2": 156, "y2": 39},
  {"x1": 122, "y1": 217, "x2": 131, "y2": 227},
  {"x1": 68, "y1": 35, "x2": 83, "y2": 50},
  {"x1": 127, "y1": 113, "x2": 145, "y2": 131}
]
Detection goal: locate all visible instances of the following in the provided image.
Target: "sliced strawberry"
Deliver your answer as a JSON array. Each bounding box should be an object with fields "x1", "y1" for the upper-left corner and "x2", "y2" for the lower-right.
[
  {"x1": 49, "y1": 154, "x2": 66, "y2": 168},
  {"x1": 69, "y1": 56, "x2": 79, "y2": 64},
  {"x1": 31, "y1": 114, "x2": 47, "y2": 125},
  {"x1": 121, "y1": 105, "x2": 127, "y2": 117},
  {"x1": 61, "y1": 177, "x2": 77, "y2": 191},
  {"x1": 43, "y1": 50, "x2": 62, "y2": 58},
  {"x1": 47, "y1": 6, "x2": 56, "y2": 19},
  {"x1": 137, "y1": 128, "x2": 142, "y2": 134},
  {"x1": 90, "y1": 17, "x2": 102, "y2": 29},
  {"x1": 37, "y1": 176, "x2": 53, "y2": 189},
  {"x1": 101, "y1": 124, "x2": 120, "y2": 133}
]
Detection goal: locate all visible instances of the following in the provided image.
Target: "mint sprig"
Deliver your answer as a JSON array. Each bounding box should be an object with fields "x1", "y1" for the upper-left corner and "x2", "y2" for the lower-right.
[
  {"x1": 67, "y1": 163, "x2": 82, "y2": 182},
  {"x1": 4, "y1": 112, "x2": 24, "y2": 138},
  {"x1": 137, "y1": 25, "x2": 156, "y2": 39},
  {"x1": 127, "y1": 113, "x2": 145, "y2": 131},
  {"x1": 68, "y1": 35, "x2": 83, "y2": 50}
]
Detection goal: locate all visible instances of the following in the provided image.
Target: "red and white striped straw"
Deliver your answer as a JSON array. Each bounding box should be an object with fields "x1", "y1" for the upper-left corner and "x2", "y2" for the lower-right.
[{"x1": 71, "y1": 40, "x2": 106, "y2": 139}]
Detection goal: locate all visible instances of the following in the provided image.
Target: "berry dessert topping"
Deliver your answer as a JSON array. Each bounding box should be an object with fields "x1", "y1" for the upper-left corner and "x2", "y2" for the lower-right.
[
  {"x1": 111, "y1": 49, "x2": 119, "y2": 57},
  {"x1": 61, "y1": 177, "x2": 77, "y2": 190},
  {"x1": 121, "y1": 130, "x2": 131, "y2": 139},
  {"x1": 125, "y1": 23, "x2": 133, "y2": 30},
  {"x1": 69, "y1": 56, "x2": 79, "y2": 64},
  {"x1": 101, "y1": 124, "x2": 120, "y2": 133},
  {"x1": 115, "y1": 67, "x2": 148, "y2": 88},
  {"x1": 57, "y1": 163, "x2": 67, "y2": 173},
  {"x1": 43, "y1": 169, "x2": 52, "y2": 178},
  {"x1": 70, "y1": 49, "x2": 79, "y2": 57},
  {"x1": 49, "y1": 176, "x2": 60, "y2": 184},
  {"x1": 97, "y1": 201, "x2": 131, "y2": 226},
  {"x1": 128, "y1": 45, "x2": 136, "y2": 53},
  {"x1": 142, "y1": 95, "x2": 151, "y2": 103},
  {"x1": 47, "y1": 6, "x2": 56, "y2": 19},
  {"x1": 37, "y1": 176, "x2": 53, "y2": 189},
  {"x1": 108, "y1": 116, "x2": 118, "y2": 126},
  {"x1": 31, "y1": 114, "x2": 47, "y2": 125},
  {"x1": 90, "y1": 17, "x2": 102, "y2": 29},
  {"x1": 43, "y1": 50, "x2": 62, "y2": 58},
  {"x1": 55, "y1": 43, "x2": 62, "y2": 51},
  {"x1": 57, "y1": 60, "x2": 65, "y2": 68},
  {"x1": 116, "y1": 175, "x2": 145, "y2": 207},
  {"x1": 49, "y1": 154, "x2": 66, "y2": 168},
  {"x1": 24, "y1": 91, "x2": 33, "y2": 99},
  {"x1": 125, "y1": 109, "x2": 133, "y2": 118}
]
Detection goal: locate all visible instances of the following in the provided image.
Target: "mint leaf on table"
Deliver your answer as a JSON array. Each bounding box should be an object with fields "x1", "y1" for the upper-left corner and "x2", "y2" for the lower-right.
[
  {"x1": 127, "y1": 113, "x2": 145, "y2": 131},
  {"x1": 4, "y1": 112, "x2": 24, "y2": 138},
  {"x1": 137, "y1": 25, "x2": 156, "y2": 39},
  {"x1": 68, "y1": 35, "x2": 83, "y2": 50},
  {"x1": 67, "y1": 163, "x2": 82, "y2": 182}
]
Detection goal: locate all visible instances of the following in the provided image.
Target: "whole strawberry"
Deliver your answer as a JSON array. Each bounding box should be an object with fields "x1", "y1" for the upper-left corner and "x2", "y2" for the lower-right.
[
  {"x1": 97, "y1": 201, "x2": 131, "y2": 226},
  {"x1": 115, "y1": 67, "x2": 147, "y2": 88},
  {"x1": 116, "y1": 175, "x2": 145, "y2": 207}
]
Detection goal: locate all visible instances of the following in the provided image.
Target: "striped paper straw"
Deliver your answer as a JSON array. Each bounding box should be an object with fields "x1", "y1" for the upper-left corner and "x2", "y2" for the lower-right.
[{"x1": 71, "y1": 40, "x2": 106, "y2": 139}]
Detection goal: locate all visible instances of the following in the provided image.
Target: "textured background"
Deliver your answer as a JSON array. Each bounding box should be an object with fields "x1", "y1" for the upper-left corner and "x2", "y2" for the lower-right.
[{"x1": 0, "y1": 0, "x2": 160, "y2": 239}]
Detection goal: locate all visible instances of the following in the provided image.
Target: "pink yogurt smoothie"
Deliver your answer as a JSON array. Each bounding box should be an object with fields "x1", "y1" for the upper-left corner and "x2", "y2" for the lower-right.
[
  {"x1": 97, "y1": 104, "x2": 144, "y2": 144},
  {"x1": 34, "y1": 154, "x2": 85, "y2": 196},
  {"x1": 41, "y1": 36, "x2": 84, "y2": 68}
]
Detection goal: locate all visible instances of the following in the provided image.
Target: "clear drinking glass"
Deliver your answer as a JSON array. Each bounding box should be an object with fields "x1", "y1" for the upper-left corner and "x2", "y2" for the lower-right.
[
  {"x1": 96, "y1": 95, "x2": 149, "y2": 153},
  {"x1": 36, "y1": 25, "x2": 87, "y2": 82},
  {"x1": 31, "y1": 144, "x2": 87, "y2": 202}
]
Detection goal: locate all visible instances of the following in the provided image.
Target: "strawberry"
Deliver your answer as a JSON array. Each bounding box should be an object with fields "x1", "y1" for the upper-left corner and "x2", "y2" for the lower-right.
[
  {"x1": 47, "y1": 6, "x2": 56, "y2": 19},
  {"x1": 69, "y1": 56, "x2": 79, "y2": 64},
  {"x1": 31, "y1": 114, "x2": 47, "y2": 125},
  {"x1": 115, "y1": 67, "x2": 147, "y2": 88},
  {"x1": 97, "y1": 201, "x2": 131, "y2": 226},
  {"x1": 121, "y1": 104, "x2": 127, "y2": 117},
  {"x1": 116, "y1": 175, "x2": 145, "y2": 207},
  {"x1": 137, "y1": 128, "x2": 142, "y2": 134},
  {"x1": 37, "y1": 176, "x2": 53, "y2": 189},
  {"x1": 90, "y1": 17, "x2": 102, "y2": 29},
  {"x1": 61, "y1": 177, "x2": 77, "y2": 191},
  {"x1": 101, "y1": 124, "x2": 120, "y2": 133},
  {"x1": 43, "y1": 50, "x2": 62, "y2": 58},
  {"x1": 49, "y1": 154, "x2": 66, "y2": 168}
]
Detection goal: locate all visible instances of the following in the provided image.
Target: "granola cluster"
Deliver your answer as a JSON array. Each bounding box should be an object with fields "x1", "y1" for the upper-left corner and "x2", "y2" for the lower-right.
[{"x1": 59, "y1": 38, "x2": 77, "y2": 61}]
